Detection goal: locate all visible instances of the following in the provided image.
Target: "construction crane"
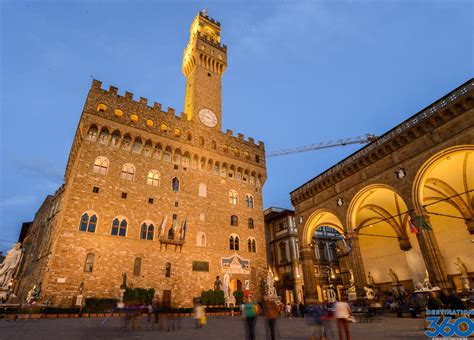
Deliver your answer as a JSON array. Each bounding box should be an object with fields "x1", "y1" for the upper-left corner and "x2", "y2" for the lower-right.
[{"x1": 266, "y1": 134, "x2": 377, "y2": 158}]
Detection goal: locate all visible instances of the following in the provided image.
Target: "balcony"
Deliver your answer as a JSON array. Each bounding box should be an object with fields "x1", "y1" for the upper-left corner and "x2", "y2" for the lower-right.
[{"x1": 159, "y1": 236, "x2": 185, "y2": 251}]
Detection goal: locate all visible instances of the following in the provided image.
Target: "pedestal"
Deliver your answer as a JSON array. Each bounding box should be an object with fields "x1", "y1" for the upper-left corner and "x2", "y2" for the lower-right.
[
  {"x1": 225, "y1": 296, "x2": 236, "y2": 308},
  {"x1": 391, "y1": 283, "x2": 405, "y2": 295},
  {"x1": 117, "y1": 288, "x2": 126, "y2": 309}
]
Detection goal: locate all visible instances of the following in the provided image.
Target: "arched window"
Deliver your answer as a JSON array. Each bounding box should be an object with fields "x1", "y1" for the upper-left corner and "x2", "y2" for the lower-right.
[
  {"x1": 111, "y1": 218, "x2": 127, "y2": 237},
  {"x1": 92, "y1": 156, "x2": 109, "y2": 175},
  {"x1": 98, "y1": 128, "x2": 110, "y2": 145},
  {"x1": 245, "y1": 194, "x2": 254, "y2": 208},
  {"x1": 87, "y1": 125, "x2": 98, "y2": 141},
  {"x1": 248, "y1": 218, "x2": 254, "y2": 229},
  {"x1": 211, "y1": 140, "x2": 217, "y2": 149},
  {"x1": 198, "y1": 183, "x2": 207, "y2": 197},
  {"x1": 143, "y1": 141, "x2": 153, "y2": 156},
  {"x1": 199, "y1": 137, "x2": 205, "y2": 146},
  {"x1": 122, "y1": 134, "x2": 132, "y2": 150},
  {"x1": 172, "y1": 177, "x2": 180, "y2": 192},
  {"x1": 133, "y1": 257, "x2": 142, "y2": 276},
  {"x1": 229, "y1": 235, "x2": 241, "y2": 250},
  {"x1": 187, "y1": 132, "x2": 192, "y2": 141},
  {"x1": 121, "y1": 163, "x2": 135, "y2": 181},
  {"x1": 231, "y1": 215, "x2": 238, "y2": 226},
  {"x1": 147, "y1": 170, "x2": 160, "y2": 186},
  {"x1": 235, "y1": 236, "x2": 240, "y2": 251},
  {"x1": 110, "y1": 130, "x2": 121, "y2": 147},
  {"x1": 196, "y1": 231, "x2": 206, "y2": 247},
  {"x1": 132, "y1": 138, "x2": 142, "y2": 153},
  {"x1": 140, "y1": 223, "x2": 154, "y2": 240},
  {"x1": 84, "y1": 253, "x2": 95, "y2": 272},
  {"x1": 79, "y1": 213, "x2": 97, "y2": 233},
  {"x1": 229, "y1": 190, "x2": 238, "y2": 205},
  {"x1": 248, "y1": 238, "x2": 256, "y2": 253}
]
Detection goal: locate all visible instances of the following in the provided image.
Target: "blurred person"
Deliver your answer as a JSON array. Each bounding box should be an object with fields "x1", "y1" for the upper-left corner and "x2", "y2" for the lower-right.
[
  {"x1": 308, "y1": 303, "x2": 327, "y2": 340},
  {"x1": 243, "y1": 295, "x2": 259, "y2": 340},
  {"x1": 335, "y1": 299, "x2": 352, "y2": 340},
  {"x1": 264, "y1": 297, "x2": 280, "y2": 340},
  {"x1": 285, "y1": 303, "x2": 292, "y2": 319},
  {"x1": 298, "y1": 301, "x2": 305, "y2": 318},
  {"x1": 194, "y1": 302, "x2": 205, "y2": 328}
]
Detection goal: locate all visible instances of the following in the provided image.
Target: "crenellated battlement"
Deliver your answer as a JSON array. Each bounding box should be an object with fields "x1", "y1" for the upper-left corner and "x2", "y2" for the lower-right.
[
  {"x1": 88, "y1": 80, "x2": 265, "y2": 154},
  {"x1": 199, "y1": 10, "x2": 220, "y2": 27}
]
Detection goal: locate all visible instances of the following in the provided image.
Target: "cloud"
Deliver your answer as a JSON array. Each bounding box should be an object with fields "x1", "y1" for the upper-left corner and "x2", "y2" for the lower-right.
[{"x1": 14, "y1": 158, "x2": 63, "y2": 182}]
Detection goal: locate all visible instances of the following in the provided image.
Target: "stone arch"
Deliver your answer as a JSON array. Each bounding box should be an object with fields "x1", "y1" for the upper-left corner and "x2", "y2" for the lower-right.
[
  {"x1": 303, "y1": 209, "x2": 345, "y2": 247},
  {"x1": 412, "y1": 145, "x2": 474, "y2": 278},
  {"x1": 347, "y1": 184, "x2": 426, "y2": 287}
]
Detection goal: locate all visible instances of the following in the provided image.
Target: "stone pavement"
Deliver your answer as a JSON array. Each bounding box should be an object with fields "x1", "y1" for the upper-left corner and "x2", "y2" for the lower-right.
[{"x1": 0, "y1": 315, "x2": 427, "y2": 339}]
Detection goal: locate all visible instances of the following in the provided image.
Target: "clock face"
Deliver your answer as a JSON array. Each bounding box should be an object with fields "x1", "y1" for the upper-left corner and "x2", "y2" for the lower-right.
[{"x1": 198, "y1": 108, "x2": 218, "y2": 128}]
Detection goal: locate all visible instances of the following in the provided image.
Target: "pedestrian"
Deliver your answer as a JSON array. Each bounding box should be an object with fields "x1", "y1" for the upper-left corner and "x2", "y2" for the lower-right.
[
  {"x1": 298, "y1": 301, "x2": 305, "y2": 318},
  {"x1": 308, "y1": 303, "x2": 327, "y2": 340},
  {"x1": 194, "y1": 302, "x2": 205, "y2": 328},
  {"x1": 264, "y1": 296, "x2": 280, "y2": 340},
  {"x1": 285, "y1": 303, "x2": 292, "y2": 319},
  {"x1": 243, "y1": 295, "x2": 259, "y2": 340},
  {"x1": 335, "y1": 299, "x2": 352, "y2": 340},
  {"x1": 152, "y1": 302, "x2": 160, "y2": 331},
  {"x1": 146, "y1": 303, "x2": 153, "y2": 322}
]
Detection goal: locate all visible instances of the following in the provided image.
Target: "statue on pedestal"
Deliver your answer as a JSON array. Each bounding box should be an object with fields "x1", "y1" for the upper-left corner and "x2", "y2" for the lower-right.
[
  {"x1": 455, "y1": 257, "x2": 470, "y2": 290},
  {"x1": 0, "y1": 243, "x2": 23, "y2": 289},
  {"x1": 367, "y1": 271, "x2": 376, "y2": 287},
  {"x1": 389, "y1": 268, "x2": 399, "y2": 284},
  {"x1": 266, "y1": 267, "x2": 277, "y2": 297},
  {"x1": 455, "y1": 257, "x2": 469, "y2": 277},
  {"x1": 222, "y1": 269, "x2": 231, "y2": 299}
]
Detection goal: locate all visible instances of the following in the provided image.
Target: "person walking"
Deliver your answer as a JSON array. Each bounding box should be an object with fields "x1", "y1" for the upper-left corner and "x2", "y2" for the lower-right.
[
  {"x1": 243, "y1": 295, "x2": 259, "y2": 340},
  {"x1": 194, "y1": 302, "x2": 205, "y2": 328},
  {"x1": 298, "y1": 302, "x2": 305, "y2": 318},
  {"x1": 285, "y1": 303, "x2": 292, "y2": 319},
  {"x1": 335, "y1": 299, "x2": 352, "y2": 340},
  {"x1": 264, "y1": 297, "x2": 280, "y2": 340}
]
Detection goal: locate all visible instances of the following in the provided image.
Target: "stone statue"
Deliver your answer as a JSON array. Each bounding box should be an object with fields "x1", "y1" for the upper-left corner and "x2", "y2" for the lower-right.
[
  {"x1": 364, "y1": 287, "x2": 375, "y2": 300},
  {"x1": 389, "y1": 268, "x2": 399, "y2": 284},
  {"x1": 26, "y1": 283, "x2": 41, "y2": 304},
  {"x1": 120, "y1": 272, "x2": 127, "y2": 289},
  {"x1": 0, "y1": 243, "x2": 23, "y2": 289},
  {"x1": 455, "y1": 257, "x2": 469, "y2": 277},
  {"x1": 367, "y1": 271, "x2": 376, "y2": 287},
  {"x1": 423, "y1": 269, "x2": 432, "y2": 289},
  {"x1": 222, "y1": 269, "x2": 231, "y2": 299},
  {"x1": 349, "y1": 269, "x2": 355, "y2": 288},
  {"x1": 266, "y1": 267, "x2": 276, "y2": 297},
  {"x1": 214, "y1": 276, "x2": 222, "y2": 291},
  {"x1": 78, "y1": 281, "x2": 84, "y2": 294}
]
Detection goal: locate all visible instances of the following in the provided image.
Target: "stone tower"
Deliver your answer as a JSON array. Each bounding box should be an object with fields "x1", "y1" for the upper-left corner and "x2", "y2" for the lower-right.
[{"x1": 182, "y1": 10, "x2": 227, "y2": 130}]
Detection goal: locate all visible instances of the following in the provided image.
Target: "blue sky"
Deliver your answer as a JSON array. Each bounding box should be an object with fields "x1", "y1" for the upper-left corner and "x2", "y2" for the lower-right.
[{"x1": 1, "y1": 0, "x2": 472, "y2": 253}]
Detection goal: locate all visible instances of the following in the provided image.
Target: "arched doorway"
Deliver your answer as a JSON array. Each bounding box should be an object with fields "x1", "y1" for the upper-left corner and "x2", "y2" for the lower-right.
[
  {"x1": 348, "y1": 185, "x2": 426, "y2": 293},
  {"x1": 413, "y1": 146, "x2": 473, "y2": 292},
  {"x1": 301, "y1": 210, "x2": 348, "y2": 303}
]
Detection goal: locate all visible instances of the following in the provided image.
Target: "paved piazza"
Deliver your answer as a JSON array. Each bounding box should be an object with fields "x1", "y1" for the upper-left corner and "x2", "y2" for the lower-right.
[{"x1": 0, "y1": 315, "x2": 426, "y2": 339}]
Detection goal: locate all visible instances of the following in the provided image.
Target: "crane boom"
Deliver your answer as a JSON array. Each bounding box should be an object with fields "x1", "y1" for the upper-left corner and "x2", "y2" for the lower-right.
[{"x1": 266, "y1": 134, "x2": 377, "y2": 157}]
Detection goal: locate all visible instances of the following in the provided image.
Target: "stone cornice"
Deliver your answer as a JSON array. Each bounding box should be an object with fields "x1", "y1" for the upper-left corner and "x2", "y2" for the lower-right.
[{"x1": 290, "y1": 78, "x2": 474, "y2": 205}]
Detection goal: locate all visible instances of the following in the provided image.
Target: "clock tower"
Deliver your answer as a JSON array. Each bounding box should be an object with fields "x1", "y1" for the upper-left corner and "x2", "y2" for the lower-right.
[{"x1": 182, "y1": 10, "x2": 227, "y2": 130}]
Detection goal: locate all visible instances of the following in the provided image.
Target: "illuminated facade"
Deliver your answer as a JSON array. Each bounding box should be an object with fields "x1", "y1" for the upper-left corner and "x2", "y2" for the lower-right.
[
  {"x1": 15, "y1": 11, "x2": 268, "y2": 307},
  {"x1": 291, "y1": 79, "x2": 474, "y2": 302}
]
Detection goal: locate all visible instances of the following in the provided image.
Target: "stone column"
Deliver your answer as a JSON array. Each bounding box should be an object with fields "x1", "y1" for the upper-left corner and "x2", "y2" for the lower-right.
[
  {"x1": 467, "y1": 219, "x2": 474, "y2": 235},
  {"x1": 412, "y1": 212, "x2": 452, "y2": 290},
  {"x1": 347, "y1": 232, "x2": 367, "y2": 294},
  {"x1": 301, "y1": 247, "x2": 317, "y2": 304}
]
